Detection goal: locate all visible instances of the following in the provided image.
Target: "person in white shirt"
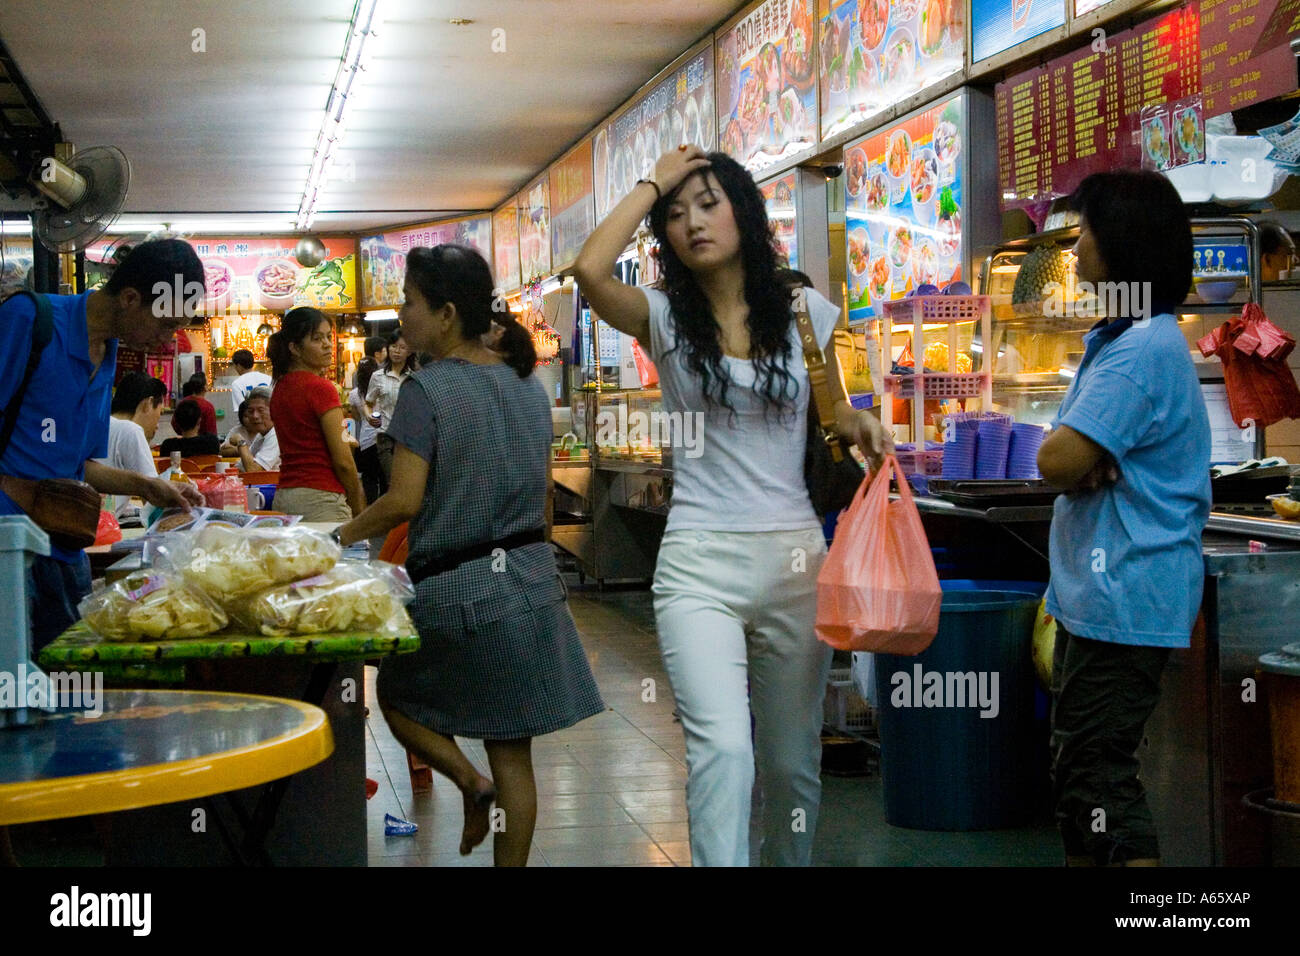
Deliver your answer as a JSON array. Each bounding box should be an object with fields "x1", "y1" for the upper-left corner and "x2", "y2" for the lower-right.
[
  {"x1": 364, "y1": 330, "x2": 416, "y2": 482},
  {"x1": 95, "y1": 372, "x2": 167, "y2": 517},
  {"x1": 227, "y1": 348, "x2": 272, "y2": 420},
  {"x1": 220, "y1": 390, "x2": 280, "y2": 472},
  {"x1": 574, "y1": 148, "x2": 890, "y2": 867},
  {"x1": 348, "y1": 358, "x2": 384, "y2": 501}
]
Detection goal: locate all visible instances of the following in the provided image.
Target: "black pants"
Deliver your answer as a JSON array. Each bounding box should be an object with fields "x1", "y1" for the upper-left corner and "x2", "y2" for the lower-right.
[
  {"x1": 27, "y1": 552, "x2": 92, "y2": 652},
  {"x1": 1050, "y1": 623, "x2": 1170, "y2": 864},
  {"x1": 353, "y1": 444, "x2": 384, "y2": 504}
]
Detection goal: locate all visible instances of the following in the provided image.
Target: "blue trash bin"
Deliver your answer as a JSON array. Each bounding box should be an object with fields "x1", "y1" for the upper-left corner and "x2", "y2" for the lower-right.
[{"x1": 875, "y1": 586, "x2": 1042, "y2": 830}]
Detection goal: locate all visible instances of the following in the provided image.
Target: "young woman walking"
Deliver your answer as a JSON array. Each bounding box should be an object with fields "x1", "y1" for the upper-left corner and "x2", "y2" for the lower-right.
[
  {"x1": 337, "y1": 244, "x2": 603, "y2": 866},
  {"x1": 574, "y1": 146, "x2": 890, "y2": 866}
]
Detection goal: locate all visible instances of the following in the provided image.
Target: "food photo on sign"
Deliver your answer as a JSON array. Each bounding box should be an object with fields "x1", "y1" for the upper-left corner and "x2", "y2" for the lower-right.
[
  {"x1": 190, "y1": 238, "x2": 357, "y2": 314},
  {"x1": 595, "y1": 42, "x2": 715, "y2": 222},
  {"x1": 717, "y1": 0, "x2": 818, "y2": 173},
  {"x1": 845, "y1": 96, "x2": 963, "y2": 321},
  {"x1": 359, "y1": 217, "x2": 492, "y2": 308},
  {"x1": 818, "y1": 0, "x2": 964, "y2": 141}
]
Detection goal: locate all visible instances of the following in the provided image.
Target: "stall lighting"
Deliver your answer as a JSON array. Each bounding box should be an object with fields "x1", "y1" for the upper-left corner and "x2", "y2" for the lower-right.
[
  {"x1": 1058, "y1": 366, "x2": 1077, "y2": 379},
  {"x1": 0, "y1": 219, "x2": 33, "y2": 235},
  {"x1": 296, "y1": 0, "x2": 385, "y2": 230},
  {"x1": 365, "y1": 310, "x2": 400, "y2": 322},
  {"x1": 538, "y1": 276, "x2": 563, "y2": 296}
]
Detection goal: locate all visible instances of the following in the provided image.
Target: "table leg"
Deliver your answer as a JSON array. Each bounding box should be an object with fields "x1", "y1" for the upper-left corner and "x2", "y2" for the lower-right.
[{"x1": 235, "y1": 662, "x2": 340, "y2": 865}]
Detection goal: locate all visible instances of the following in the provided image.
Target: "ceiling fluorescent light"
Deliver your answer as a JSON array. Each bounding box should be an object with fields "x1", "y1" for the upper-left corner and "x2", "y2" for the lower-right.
[{"x1": 297, "y1": 0, "x2": 384, "y2": 230}]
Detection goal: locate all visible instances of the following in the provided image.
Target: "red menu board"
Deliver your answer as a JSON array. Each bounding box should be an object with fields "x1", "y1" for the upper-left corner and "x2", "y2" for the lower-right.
[
  {"x1": 493, "y1": 199, "x2": 522, "y2": 294},
  {"x1": 549, "y1": 139, "x2": 595, "y2": 273},
  {"x1": 996, "y1": 6, "x2": 1201, "y2": 209},
  {"x1": 1200, "y1": 0, "x2": 1297, "y2": 115}
]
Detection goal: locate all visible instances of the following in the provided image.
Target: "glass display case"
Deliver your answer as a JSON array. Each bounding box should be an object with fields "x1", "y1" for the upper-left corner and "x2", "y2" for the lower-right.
[{"x1": 978, "y1": 218, "x2": 1266, "y2": 458}]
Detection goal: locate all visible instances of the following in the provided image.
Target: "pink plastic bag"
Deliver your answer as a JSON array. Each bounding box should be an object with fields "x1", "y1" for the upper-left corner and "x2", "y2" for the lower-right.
[{"x1": 816, "y1": 455, "x2": 943, "y2": 654}]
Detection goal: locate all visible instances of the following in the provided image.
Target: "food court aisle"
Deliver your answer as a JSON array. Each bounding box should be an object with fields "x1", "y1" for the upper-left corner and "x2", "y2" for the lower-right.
[{"x1": 365, "y1": 586, "x2": 1062, "y2": 867}]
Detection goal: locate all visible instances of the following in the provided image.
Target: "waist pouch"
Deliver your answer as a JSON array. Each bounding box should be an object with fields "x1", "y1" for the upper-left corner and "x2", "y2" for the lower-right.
[{"x1": 0, "y1": 475, "x2": 101, "y2": 551}]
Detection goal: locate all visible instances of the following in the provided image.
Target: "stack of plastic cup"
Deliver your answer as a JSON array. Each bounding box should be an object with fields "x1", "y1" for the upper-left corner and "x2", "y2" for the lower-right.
[
  {"x1": 1007, "y1": 423, "x2": 1046, "y2": 479},
  {"x1": 975, "y1": 420, "x2": 1013, "y2": 479},
  {"x1": 941, "y1": 420, "x2": 979, "y2": 479}
]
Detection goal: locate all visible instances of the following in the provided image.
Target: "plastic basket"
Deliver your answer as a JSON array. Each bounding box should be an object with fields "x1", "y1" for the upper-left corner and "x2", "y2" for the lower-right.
[
  {"x1": 882, "y1": 295, "x2": 990, "y2": 325},
  {"x1": 825, "y1": 668, "x2": 875, "y2": 734},
  {"x1": 894, "y1": 448, "x2": 944, "y2": 476},
  {"x1": 887, "y1": 372, "x2": 985, "y2": 399}
]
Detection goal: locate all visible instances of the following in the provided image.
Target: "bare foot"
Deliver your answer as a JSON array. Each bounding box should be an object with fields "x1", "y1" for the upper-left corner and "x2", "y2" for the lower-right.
[{"x1": 459, "y1": 775, "x2": 496, "y2": 856}]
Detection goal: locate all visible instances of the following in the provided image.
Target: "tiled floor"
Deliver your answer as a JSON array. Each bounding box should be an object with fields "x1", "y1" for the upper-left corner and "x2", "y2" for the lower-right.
[{"x1": 365, "y1": 585, "x2": 1063, "y2": 867}]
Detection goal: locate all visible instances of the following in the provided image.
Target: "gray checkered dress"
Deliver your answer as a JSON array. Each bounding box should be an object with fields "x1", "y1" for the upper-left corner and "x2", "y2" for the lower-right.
[{"x1": 375, "y1": 358, "x2": 604, "y2": 740}]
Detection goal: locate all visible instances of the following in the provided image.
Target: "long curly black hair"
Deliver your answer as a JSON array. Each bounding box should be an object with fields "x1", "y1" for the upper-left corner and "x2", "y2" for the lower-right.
[{"x1": 647, "y1": 152, "x2": 797, "y2": 419}]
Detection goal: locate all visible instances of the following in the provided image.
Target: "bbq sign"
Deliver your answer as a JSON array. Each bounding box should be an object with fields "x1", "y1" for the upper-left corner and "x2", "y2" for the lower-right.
[{"x1": 717, "y1": 0, "x2": 819, "y2": 174}]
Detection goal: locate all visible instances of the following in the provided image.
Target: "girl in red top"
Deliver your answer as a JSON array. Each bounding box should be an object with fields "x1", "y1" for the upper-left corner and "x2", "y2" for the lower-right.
[{"x1": 267, "y1": 307, "x2": 365, "y2": 521}]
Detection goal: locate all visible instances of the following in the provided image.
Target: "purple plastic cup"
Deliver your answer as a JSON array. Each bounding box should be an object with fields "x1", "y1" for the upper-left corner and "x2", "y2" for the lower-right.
[{"x1": 975, "y1": 420, "x2": 1012, "y2": 479}]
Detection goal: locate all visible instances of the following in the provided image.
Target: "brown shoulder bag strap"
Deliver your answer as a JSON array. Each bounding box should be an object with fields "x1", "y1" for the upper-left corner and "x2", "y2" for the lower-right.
[{"x1": 792, "y1": 294, "x2": 848, "y2": 463}]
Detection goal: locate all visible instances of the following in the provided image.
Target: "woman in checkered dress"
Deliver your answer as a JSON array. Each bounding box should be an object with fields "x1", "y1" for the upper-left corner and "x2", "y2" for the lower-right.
[{"x1": 337, "y1": 244, "x2": 604, "y2": 867}]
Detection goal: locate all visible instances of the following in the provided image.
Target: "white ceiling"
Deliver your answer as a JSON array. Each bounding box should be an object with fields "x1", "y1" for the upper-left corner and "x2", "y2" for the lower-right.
[{"x1": 0, "y1": 0, "x2": 741, "y2": 233}]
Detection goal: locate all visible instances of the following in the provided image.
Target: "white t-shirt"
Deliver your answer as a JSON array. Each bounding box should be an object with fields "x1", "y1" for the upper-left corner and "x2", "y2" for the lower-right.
[
  {"x1": 94, "y1": 417, "x2": 156, "y2": 517},
  {"x1": 229, "y1": 370, "x2": 272, "y2": 419},
  {"x1": 225, "y1": 424, "x2": 281, "y2": 471},
  {"x1": 365, "y1": 367, "x2": 406, "y2": 432},
  {"x1": 642, "y1": 285, "x2": 840, "y2": 533}
]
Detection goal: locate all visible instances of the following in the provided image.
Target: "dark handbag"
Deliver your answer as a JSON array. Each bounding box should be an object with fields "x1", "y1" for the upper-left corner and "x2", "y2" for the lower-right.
[
  {"x1": 793, "y1": 295, "x2": 864, "y2": 517},
  {"x1": 0, "y1": 291, "x2": 103, "y2": 550}
]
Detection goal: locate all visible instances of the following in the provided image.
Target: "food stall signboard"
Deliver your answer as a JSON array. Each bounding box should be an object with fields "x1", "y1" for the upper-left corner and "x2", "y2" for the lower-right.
[
  {"x1": 995, "y1": 5, "x2": 1202, "y2": 209},
  {"x1": 550, "y1": 138, "x2": 596, "y2": 273},
  {"x1": 817, "y1": 0, "x2": 964, "y2": 142},
  {"x1": 759, "y1": 172, "x2": 800, "y2": 269},
  {"x1": 493, "y1": 199, "x2": 522, "y2": 294},
  {"x1": 184, "y1": 237, "x2": 356, "y2": 314},
  {"x1": 845, "y1": 95, "x2": 964, "y2": 321},
  {"x1": 519, "y1": 175, "x2": 551, "y2": 283},
  {"x1": 971, "y1": 0, "x2": 1067, "y2": 63},
  {"x1": 358, "y1": 216, "x2": 492, "y2": 309},
  {"x1": 594, "y1": 39, "x2": 715, "y2": 222},
  {"x1": 717, "y1": 0, "x2": 819, "y2": 175}
]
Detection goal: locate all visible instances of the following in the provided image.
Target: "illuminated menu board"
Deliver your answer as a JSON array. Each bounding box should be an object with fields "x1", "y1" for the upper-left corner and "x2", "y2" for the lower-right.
[
  {"x1": 996, "y1": 6, "x2": 1201, "y2": 208},
  {"x1": 1200, "y1": 0, "x2": 1298, "y2": 115},
  {"x1": 972, "y1": 0, "x2": 1067, "y2": 63}
]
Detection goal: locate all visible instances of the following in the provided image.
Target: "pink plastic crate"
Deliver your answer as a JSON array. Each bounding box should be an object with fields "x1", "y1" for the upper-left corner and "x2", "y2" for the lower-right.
[
  {"x1": 887, "y1": 373, "x2": 985, "y2": 399},
  {"x1": 894, "y1": 449, "x2": 944, "y2": 476},
  {"x1": 882, "y1": 295, "x2": 989, "y2": 325}
]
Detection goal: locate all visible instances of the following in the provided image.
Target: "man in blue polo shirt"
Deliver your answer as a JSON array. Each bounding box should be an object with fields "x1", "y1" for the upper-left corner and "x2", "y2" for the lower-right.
[
  {"x1": 1037, "y1": 172, "x2": 1210, "y2": 868},
  {"x1": 0, "y1": 238, "x2": 206, "y2": 649}
]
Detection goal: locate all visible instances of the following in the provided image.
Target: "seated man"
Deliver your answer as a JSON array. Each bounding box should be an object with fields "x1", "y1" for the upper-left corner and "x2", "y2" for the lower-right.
[
  {"x1": 95, "y1": 371, "x2": 167, "y2": 516},
  {"x1": 182, "y1": 373, "x2": 219, "y2": 434},
  {"x1": 220, "y1": 390, "x2": 279, "y2": 472},
  {"x1": 159, "y1": 398, "x2": 221, "y2": 458}
]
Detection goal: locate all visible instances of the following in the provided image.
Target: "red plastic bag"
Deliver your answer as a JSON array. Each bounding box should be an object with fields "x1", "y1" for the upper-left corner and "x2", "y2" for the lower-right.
[
  {"x1": 630, "y1": 338, "x2": 659, "y2": 388},
  {"x1": 816, "y1": 455, "x2": 942, "y2": 653},
  {"x1": 94, "y1": 509, "x2": 122, "y2": 547},
  {"x1": 1199, "y1": 303, "x2": 1300, "y2": 428}
]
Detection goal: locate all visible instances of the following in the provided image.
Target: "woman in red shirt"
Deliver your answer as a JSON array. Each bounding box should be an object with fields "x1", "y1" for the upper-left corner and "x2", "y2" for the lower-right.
[{"x1": 267, "y1": 307, "x2": 365, "y2": 521}]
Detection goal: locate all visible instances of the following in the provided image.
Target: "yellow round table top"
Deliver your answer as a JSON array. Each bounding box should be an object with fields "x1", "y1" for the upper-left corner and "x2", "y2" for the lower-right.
[{"x1": 0, "y1": 689, "x2": 333, "y2": 825}]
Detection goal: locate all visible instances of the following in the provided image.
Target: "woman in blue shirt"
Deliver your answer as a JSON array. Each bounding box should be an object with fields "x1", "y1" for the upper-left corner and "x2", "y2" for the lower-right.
[{"x1": 1037, "y1": 170, "x2": 1211, "y2": 866}]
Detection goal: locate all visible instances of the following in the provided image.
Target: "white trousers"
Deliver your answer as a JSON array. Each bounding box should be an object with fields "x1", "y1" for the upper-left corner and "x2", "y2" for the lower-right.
[{"x1": 652, "y1": 527, "x2": 832, "y2": 866}]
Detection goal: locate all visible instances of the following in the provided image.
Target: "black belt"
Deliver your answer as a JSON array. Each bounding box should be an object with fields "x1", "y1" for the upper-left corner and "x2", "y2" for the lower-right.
[{"x1": 406, "y1": 528, "x2": 547, "y2": 585}]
